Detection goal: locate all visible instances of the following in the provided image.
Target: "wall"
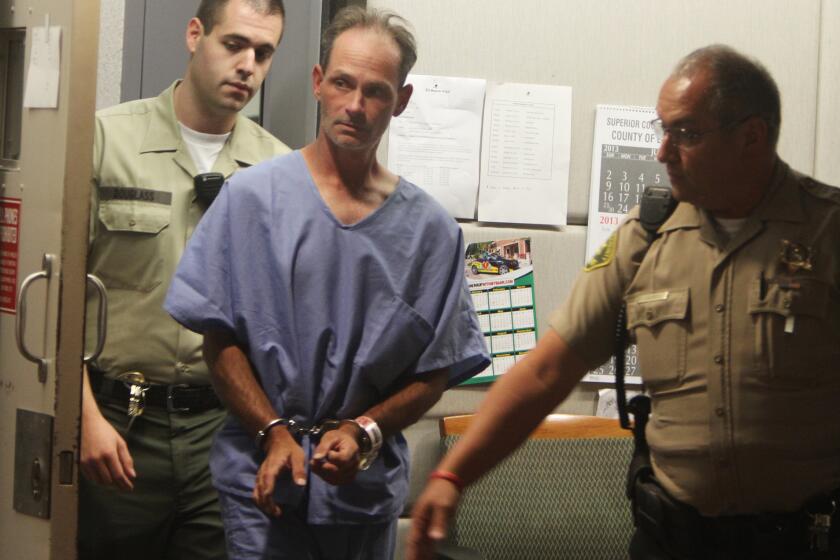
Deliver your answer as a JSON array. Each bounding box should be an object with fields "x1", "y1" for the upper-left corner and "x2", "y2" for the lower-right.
[
  {"x1": 816, "y1": 0, "x2": 840, "y2": 182},
  {"x1": 95, "y1": 0, "x2": 124, "y2": 110},
  {"x1": 369, "y1": 0, "x2": 840, "y2": 421}
]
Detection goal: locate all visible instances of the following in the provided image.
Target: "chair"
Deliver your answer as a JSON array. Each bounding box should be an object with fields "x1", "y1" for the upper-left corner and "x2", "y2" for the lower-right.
[{"x1": 442, "y1": 414, "x2": 634, "y2": 560}]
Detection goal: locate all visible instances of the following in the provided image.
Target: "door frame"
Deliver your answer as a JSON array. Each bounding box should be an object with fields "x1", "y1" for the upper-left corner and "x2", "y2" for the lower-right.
[{"x1": 53, "y1": 2, "x2": 100, "y2": 555}]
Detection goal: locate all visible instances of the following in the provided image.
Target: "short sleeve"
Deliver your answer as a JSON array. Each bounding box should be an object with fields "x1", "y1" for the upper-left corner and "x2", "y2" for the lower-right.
[
  {"x1": 414, "y1": 227, "x2": 490, "y2": 386},
  {"x1": 164, "y1": 184, "x2": 237, "y2": 334},
  {"x1": 549, "y1": 212, "x2": 648, "y2": 369}
]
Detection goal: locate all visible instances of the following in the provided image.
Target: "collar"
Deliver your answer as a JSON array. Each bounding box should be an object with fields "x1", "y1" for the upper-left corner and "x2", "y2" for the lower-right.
[
  {"x1": 751, "y1": 159, "x2": 805, "y2": 223},
  {"x1": 139, "y1": 80, "x2": 261, "y2": 172},
  {"x1": 139, "y1": 81, "x2": 183, "y2": 154}
]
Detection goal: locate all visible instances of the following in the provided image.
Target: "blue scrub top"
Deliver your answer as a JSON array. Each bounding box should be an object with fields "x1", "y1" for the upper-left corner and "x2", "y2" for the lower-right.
[{"x1": 165, "y1": 151, "x2": 489, "y2": 523}]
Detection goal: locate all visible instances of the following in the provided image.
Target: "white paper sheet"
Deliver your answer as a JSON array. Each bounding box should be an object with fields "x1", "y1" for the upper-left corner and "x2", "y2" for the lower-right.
[
  {"x1": 584, "y1": 105, "x2": 668, "y2": 262},
  {"x1": 595, "y1": 388, "x2": 641, "y2": 419},
  {"x1": 23, "y1": 26, "x2": 61, "y2": 109},
  {"x1": 387, "y1": 75, "x2": 486, "y2": 219},
  {"x1": 477, "y1": 82, "x2": 571, "y2": 226}
]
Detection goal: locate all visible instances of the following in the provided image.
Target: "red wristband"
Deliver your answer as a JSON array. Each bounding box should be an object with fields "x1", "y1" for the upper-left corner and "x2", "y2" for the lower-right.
[{"x1": 429, "y1": 469, "x2": 465, "y2": 492}]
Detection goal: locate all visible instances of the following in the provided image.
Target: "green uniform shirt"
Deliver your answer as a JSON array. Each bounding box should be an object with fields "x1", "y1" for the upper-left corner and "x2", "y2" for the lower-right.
[
  {"x1": 86, "y1": 81, "x2": 290, "y2": 385},
  {"x1": 551, "y1": 160, "x2": 840, "y2": 516}
]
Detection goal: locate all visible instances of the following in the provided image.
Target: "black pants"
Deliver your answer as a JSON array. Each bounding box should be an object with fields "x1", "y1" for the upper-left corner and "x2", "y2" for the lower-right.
[
  {"x1": 630, "y1": 474, "x2": 840, "y2": 560},
  {"x1": 630, "y1": 521, "x2": 840, "y2": 560}
]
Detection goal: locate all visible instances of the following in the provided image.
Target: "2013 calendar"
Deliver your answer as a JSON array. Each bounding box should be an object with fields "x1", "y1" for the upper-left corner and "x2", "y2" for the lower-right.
[{"x1": 584, "y1": 105, "x2": 671, "y2": 384}]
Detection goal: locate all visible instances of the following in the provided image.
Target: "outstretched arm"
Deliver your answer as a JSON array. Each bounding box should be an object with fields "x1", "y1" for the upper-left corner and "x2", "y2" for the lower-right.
[
  {"x1": 407, "y1": 330, "x2": 589, "y2": 560},
  {"x1": 203, "y1": 328, "x2": 306, "y2": 517}
]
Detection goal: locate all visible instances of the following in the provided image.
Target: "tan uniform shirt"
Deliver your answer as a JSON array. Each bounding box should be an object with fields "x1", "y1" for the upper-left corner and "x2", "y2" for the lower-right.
[
  {"x1": 86, "y1": 81, "x2": 290, "y2": 385},
  {"x1": 550, "y1": 160, "x2": 840, "y2": 516}
]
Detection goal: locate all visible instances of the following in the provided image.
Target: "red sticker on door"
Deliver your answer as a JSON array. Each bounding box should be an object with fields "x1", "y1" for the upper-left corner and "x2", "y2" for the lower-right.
[{"x1": 0, "y1": 197, "x2": 21, "y2": 314}]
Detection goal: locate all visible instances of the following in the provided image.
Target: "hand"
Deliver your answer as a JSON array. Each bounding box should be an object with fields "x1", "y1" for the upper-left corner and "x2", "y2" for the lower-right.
[
  {"x1": 406, "y1": 478, "x2": 462, "y2": 560},
  {"x1": 253, "y1": 428, "x2": 307, "y2": 517},
  {"x1": 310, "y1": 423, "x2": 361, "y2": 485},
  {"x1": 80, "y1": 409, "x2": 136, "y2": 491}
]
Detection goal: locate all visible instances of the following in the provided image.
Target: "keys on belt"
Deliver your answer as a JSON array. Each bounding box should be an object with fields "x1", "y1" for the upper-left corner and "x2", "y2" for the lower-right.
[
  {"x1": 116, "y1": 371, "x2": 149, "y2": 431},
  {"x1": 89, "y1": 368, "x2": 222, "y2": 420},
  {"x1": 808, "y1": 499, "x2": 836, "y2": 552}
]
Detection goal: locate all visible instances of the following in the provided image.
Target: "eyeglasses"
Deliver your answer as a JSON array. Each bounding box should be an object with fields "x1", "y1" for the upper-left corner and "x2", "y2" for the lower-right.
[{"x1": 650, "y1": 114, "x2": 754, "y2": 147}]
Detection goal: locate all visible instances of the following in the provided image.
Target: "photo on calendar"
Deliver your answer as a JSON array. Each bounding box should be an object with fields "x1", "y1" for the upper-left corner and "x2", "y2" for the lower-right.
[{"x1": 464, "y1": 238, "x2": 532, "y2": 283}]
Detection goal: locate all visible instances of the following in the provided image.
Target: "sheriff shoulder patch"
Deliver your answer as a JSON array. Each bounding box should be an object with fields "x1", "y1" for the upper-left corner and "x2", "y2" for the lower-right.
[{"x1": 584, "y1": 233, "x2": 617, "y2": 272}]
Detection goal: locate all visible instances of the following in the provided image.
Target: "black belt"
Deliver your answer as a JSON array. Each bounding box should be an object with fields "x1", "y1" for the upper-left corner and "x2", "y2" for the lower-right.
[
  {"x1": 633, "y1": 475, "x2": 840, "y2": 558},
  {"x1": 89, "y1": 369, "x2": 222, "y2": 414}
]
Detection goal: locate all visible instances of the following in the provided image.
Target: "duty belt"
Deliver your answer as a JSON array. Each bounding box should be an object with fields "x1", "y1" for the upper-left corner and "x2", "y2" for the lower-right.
[
  {"x1": 89, "y1": 368, "x2": 222, "y2": 414},
  {"x1": 633, "y1": 475, "x2": 840, "y2": 558}
]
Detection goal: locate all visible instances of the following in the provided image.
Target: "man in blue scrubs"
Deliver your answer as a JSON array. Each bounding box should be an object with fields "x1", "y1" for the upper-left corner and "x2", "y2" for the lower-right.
[{"x1": 165, "y1": 6, "x2": 489, "y2": 559}]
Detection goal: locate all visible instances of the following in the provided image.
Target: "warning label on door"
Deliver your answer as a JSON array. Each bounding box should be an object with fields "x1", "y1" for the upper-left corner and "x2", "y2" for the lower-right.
[{"x1": 0, "y1": 197, "x2": 22, "y2": 314}]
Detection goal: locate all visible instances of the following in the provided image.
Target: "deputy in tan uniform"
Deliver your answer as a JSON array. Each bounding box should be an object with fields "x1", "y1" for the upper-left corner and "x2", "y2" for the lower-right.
[
  {"x1": 79, "y1": 1, "x2": 289, "y2": 559},
  {"x1": 408, "y1": 45, "x2": 840, "y2": 560}
]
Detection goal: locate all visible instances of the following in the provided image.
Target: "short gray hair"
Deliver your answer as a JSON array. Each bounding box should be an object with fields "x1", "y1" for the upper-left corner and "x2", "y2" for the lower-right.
[
  {"x1": 672, "y1": 44, "x2": 781, "y2": 148},
  {"x1": 320, "y1": 6, "x2": 417, "y2": 86}
]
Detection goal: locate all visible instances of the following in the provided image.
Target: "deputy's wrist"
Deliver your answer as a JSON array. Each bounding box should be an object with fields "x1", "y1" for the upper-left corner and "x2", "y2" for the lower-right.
[{"x1": 428, "y1": 469, "x2": 466, "y2": 493}]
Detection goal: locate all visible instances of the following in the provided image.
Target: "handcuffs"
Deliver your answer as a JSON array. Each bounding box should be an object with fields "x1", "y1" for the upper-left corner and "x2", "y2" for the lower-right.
[{"x1": 255, "y1": 415, "x2": 383, "y2": 471}]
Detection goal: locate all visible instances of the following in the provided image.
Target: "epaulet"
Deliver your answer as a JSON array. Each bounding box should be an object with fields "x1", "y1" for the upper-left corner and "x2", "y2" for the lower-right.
[
  {"x1": 799, "y1": 175, "x2": 840, "y2": 206},
  {"x1": 96, "y1": 97, "x2": 152, "y2": 119}
]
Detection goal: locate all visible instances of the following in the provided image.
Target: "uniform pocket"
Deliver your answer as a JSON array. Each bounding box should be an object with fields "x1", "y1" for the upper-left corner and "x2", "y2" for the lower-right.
[
  {"x1": 748, "y1": 276, "x2": 835, "y2": 381},
  {"x1": 353, "y1": 295, "x2": 435, "y2": 392},
  {"x1": 99, "y1": 199, "x2": 169, "y2": 234},
  {"x1": 626, "y1": 288, "x2": 690, "y2": 389},
  {"x1": 91, "y1": 189, "x2": 172, "y2": 292}
]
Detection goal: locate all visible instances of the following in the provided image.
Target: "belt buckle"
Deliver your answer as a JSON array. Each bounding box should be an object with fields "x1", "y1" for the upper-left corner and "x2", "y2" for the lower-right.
[{"x1": 166, "y1": 384, "x2": 191, "y2": 413}]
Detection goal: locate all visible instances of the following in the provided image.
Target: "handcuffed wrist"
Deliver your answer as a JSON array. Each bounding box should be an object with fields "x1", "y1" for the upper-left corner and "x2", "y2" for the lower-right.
[
  {"x1": 354, "y1": 416, "x2": 383, "y2": 471},
  {"x1": 255, "y1": 418, "x2": 287, "y2": 451},
  {"x1": 429, "y1": 469, "x2": 465, "y2": 492}
]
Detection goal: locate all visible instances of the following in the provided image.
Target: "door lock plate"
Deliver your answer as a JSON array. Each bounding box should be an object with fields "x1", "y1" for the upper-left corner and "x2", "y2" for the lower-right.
[{"x1": 14, "y1": 409, "x2": 53, "y2": 519}]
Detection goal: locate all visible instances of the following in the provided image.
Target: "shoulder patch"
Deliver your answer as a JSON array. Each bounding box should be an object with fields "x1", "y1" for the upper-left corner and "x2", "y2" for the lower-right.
[{"x1": 584, "y1": 233, "x2": 617, "y2": 272}]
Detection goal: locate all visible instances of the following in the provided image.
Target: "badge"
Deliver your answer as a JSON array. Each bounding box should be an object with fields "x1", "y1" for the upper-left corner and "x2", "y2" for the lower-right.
[
  {"x1": 779, "y1": 240, "x2": 813, "y2": 274},
  {"x1": 584, "y1": 233, "x2": 617, "y2": 272}
]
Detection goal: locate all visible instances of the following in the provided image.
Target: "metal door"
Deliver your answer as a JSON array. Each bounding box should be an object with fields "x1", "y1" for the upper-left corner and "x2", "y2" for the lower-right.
[
  {"x1": 121, "y1": 0, "x2": 333, "y2": 149},
  {"x1": 0, "y1": 1, "x2": 99, "y2": 559}
]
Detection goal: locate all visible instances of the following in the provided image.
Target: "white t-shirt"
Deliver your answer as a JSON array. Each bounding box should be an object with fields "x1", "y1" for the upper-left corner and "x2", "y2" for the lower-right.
[
  {"x1": 178, "y1": 122, "x2": 230, "y2": 174},
  {"x1": 713, "y1": 216, "x2": 747, "y2": 242}
]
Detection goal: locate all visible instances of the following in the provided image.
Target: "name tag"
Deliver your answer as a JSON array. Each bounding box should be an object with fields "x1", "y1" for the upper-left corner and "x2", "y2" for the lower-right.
[
  {"x1": 100, "y1": 186, "x2": 172, "y2": 205},
  {"x1": 634, "y1": 291, "x2": 670, "y2": 304}
]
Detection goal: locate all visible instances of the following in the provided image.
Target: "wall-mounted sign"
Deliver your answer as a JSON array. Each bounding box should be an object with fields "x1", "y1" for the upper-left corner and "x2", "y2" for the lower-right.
[{"x1": 0, "y1": 197, "x2": 22, "y2": 314}]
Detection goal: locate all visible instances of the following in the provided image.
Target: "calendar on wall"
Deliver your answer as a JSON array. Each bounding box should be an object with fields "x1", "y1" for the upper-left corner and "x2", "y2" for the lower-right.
[
  {"x1": 463, "y1": 238, "x2": 536, "y2": 385},
  {"x1": 583, "y1": 105, "x2": 671, "y2": 384},
  {"x1": 597, "y1": 145, "x2": 664, "y2": 215}
]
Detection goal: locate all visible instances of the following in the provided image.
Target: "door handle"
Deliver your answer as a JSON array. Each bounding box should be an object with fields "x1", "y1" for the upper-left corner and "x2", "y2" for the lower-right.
[
  {"x1": 83, "y1": 274, "x2": 107, "y2": 364},
  {"x1": 15, "y1": 254, "x2": 55, "y2": 383}
]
